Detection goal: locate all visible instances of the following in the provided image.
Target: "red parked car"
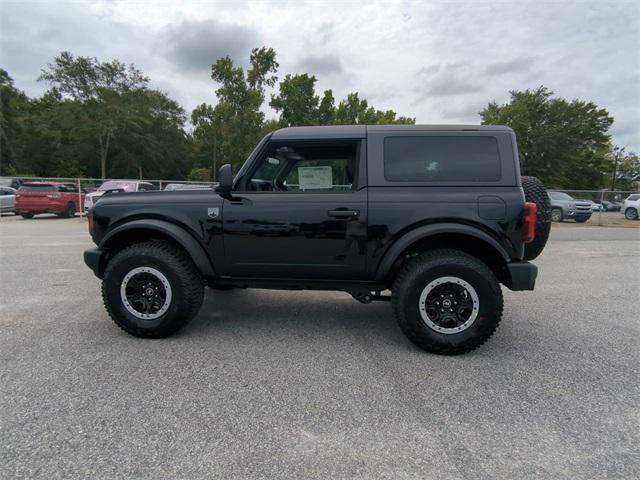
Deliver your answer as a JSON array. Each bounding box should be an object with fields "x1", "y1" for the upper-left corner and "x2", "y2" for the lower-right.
[{"x1": 15, "y1": 182, "x2": 85, "y2": 219}]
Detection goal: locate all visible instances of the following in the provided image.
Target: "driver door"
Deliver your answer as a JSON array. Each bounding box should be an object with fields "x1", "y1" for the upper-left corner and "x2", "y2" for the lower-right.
[{"x1": 220, "y1": 139, "x2": 368, "y2": 280}]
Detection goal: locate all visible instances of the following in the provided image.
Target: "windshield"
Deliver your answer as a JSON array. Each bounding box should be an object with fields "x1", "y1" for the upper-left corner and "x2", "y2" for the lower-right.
[
  {"x1": 549, "y1": 191, "x2": 574, "y2": 201},
  {"x1": 98, "y1": 181, "x2": 137, "y2": 192}
]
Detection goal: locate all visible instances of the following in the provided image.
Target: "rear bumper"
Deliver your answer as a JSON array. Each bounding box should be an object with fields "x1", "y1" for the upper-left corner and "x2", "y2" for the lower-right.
[
  {"x1": 84, "y1": 248, "x2": 105, "y2": 278},
  {"x1": 506, "y1": 261, "x2": 538, "y2": 291},
  {"x1": 15, "y1": 204, "x2": 65, "y2": 213}
]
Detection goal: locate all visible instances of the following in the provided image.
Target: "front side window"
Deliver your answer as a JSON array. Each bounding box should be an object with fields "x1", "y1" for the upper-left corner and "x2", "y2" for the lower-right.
[
  {"x1": 246, "y1": 142, "x2": 358, "y2": 192},
  {"x1": 384, "y1": 136, "x2": 501, "y2": 182}
]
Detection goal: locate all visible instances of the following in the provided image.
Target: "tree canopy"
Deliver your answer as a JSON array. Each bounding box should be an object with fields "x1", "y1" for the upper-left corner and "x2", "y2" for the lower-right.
[
  {"x1": 1, "y1": 51, "x2": 635, "y2": 191},
  {"x1": 480, "y1": 86, "x2": 616, "y2": 189}
]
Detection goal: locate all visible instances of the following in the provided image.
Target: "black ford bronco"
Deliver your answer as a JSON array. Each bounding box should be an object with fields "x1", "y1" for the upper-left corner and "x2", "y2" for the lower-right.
[{"x1": 84, "y1": 125, "x2": 551, "y2": 354}]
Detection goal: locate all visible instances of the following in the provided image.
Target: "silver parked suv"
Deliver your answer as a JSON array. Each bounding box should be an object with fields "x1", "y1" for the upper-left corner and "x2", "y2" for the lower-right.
[{"x1": 548, "y1": 191, "x2": 592, "y2": 223}]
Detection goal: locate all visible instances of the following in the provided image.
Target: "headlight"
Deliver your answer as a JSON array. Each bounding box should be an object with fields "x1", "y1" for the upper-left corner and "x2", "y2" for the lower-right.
[{"x1": 569, "y1": 202, "x2": 576, "y2": 209}]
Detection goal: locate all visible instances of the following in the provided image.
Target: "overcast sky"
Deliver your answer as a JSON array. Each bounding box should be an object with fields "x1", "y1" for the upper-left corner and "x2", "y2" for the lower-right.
[{"x1": 1, "y1": 0, "x2": 639, "y2": 150}]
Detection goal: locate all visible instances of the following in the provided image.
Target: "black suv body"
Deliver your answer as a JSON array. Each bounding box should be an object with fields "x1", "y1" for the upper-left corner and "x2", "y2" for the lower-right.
[{"x1": 84, "y1": 125, "x2": 549, "y2": 354}]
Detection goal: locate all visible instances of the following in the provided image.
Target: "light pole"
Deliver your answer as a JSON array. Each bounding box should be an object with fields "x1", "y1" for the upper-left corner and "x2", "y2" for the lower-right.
[{"x1": 611, "y1": 146, "x2": 625, "y2": 192}]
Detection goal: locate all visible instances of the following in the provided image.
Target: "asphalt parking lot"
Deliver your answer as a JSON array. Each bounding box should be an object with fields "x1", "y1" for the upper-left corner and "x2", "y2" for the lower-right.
[{"x1": 1, "y1": 215, "x2": 638, "y2": 479}]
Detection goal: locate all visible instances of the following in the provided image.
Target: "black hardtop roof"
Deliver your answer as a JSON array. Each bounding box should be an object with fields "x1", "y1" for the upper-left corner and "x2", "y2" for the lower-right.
[{"x1": 271, "y1": 124, "x2": 513, "y2": 140}]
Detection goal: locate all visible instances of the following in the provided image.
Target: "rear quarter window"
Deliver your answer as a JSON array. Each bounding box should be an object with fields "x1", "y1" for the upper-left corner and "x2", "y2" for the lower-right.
[{"x1": 384, "y1": 136, "x2": 501, "y2": 182}]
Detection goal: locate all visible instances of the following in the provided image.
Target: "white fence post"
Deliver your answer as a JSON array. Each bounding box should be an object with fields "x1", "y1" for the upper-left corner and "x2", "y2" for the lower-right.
[{"x1": 77, "y1": 177, "x2": 84, "y2": 221}]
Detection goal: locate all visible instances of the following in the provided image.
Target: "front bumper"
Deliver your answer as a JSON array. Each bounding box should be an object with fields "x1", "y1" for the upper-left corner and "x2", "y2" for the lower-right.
[
  {"x1": 506, "y1": 261, "x2": 538, "y2": 291},
  {"x1": 565, "y1": 210, "x2": 592, "y2": 220},
  {"x1": 84, "y1": 248, "x2": 105, "y2": 278}
]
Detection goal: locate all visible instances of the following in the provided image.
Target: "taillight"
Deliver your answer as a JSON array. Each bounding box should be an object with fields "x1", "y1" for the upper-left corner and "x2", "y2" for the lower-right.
[
  {"x1": 522, "y1": 202, "x2": 537, "y2": 243},
  {"x1": 87, "y1": 211, "x2": 94, "y2": 235}
]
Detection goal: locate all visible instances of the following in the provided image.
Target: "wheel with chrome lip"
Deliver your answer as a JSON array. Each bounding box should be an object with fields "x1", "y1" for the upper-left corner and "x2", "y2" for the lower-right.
[
  {"x1": 393, "y1": 249, "x2": 503, "y2": 355},
  {"x1": 102, "y1": 241, "x2": 204, "y2": 338}
]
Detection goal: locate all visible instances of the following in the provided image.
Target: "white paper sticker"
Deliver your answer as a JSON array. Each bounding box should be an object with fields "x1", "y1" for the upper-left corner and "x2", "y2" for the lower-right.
[{"x1": 298, "y1": 166, "x2": 333, "y2": 190}]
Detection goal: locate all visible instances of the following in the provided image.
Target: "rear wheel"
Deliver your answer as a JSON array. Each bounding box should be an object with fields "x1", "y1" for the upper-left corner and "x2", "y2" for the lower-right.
[
  {"x1": 521, "y1": 176, "x2": 551, "y2": 260},
  {"x1": 102, "y1": 241, "x2": 204, "y2": 338},
  {"x1": 625, "y1": 208, "x2": 638, "y2": 220},
  {"x1": 60, "y1": 202, "x2": 76, "y2": 218},
  {"x1": 392, "y1": 249, "x2": 503, "y2": 355},
  {"x1": 551, "y1": 208, "x2": 563, "y2": 223},
  {"x1": 20, "y1": 213, "x2": 34, "y2": 219}
]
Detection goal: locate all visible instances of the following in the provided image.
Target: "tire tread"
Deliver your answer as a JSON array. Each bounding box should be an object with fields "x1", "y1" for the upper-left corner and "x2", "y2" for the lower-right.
[
  {"x1": 392, "y1": 249, "x2": 503, "y2": 355},
  {"x1": 102, "y1": 240, "x2": 204, "y2": 338}
]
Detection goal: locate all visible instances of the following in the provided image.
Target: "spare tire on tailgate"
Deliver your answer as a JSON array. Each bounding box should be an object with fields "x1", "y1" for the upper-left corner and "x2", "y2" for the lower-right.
[{"x1": 521, "y1": 176, "x2": 551, "y2": 260}]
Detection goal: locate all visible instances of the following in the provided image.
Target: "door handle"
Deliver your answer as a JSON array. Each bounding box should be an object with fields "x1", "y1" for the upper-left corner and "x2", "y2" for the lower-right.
[{"x1": 327, "y1": 209, "x2": 359, "y2": 218}]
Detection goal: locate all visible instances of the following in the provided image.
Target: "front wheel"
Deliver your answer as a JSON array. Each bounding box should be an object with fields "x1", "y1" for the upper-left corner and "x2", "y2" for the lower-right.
[
  {"x1": 551, "y1": 208, "x2": 563, "y2": 222},
  {"x1": 392, "y1": 249, "x2": 503, "y2": 355},
  {"x1": 102, "y1": 241, "x2": 204, "y2": 338},
  {"x1": 625, "y1": 208, "x2": 638, "y2": 220}
]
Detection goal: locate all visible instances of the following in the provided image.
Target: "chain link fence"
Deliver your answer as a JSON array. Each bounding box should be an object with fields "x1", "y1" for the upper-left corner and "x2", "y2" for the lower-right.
[
  {"x1": 0, "y1": 176, "x2": 216, "y2": 220},
  {"x1": 2, "y1": 176, "x2": 638, "y2": 226},
  {"x1": 553, "y1": 189, "x2": 640, "y2": 226}
]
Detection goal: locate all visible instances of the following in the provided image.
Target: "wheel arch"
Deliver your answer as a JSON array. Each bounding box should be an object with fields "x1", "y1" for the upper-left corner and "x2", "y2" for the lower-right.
[
  {"x1": 375, "y1": 224, "x2": 511, "y2": 286},
  {"x1": 98, "y1": 219, "x2": 215, "y2": 278}
]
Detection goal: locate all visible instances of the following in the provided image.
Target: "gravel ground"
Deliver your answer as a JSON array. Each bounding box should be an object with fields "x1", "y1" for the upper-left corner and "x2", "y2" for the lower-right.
[{"x1": 1, "y1": 215, "x2": 638, "y2": 479}]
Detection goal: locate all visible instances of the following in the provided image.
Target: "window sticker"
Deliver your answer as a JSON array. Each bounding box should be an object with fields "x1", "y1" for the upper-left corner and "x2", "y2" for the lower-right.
[{"x1": 298, "y1": 166, "x2": 333, "y2": 190}]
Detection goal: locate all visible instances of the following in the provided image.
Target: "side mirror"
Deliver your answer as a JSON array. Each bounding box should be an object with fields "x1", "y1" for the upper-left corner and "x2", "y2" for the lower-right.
[{"x1": 215, "y1": 164, "x2": 233, "y2": 195}]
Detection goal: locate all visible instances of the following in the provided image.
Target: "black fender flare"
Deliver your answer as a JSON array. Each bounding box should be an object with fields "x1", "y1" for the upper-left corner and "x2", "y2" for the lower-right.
[
  {"x1": 99, "y1": 219, "x2": 216, "y2": 277},
  {"x1": 374, "y1": 223, "x2": 510, "y2": 282}
]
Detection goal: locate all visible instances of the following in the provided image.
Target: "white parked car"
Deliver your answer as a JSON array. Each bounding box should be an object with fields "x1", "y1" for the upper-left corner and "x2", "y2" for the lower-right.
[
  {"x1": 0, "y1": 186, "x2": 16, "y2": 214},
  {"x1": 163, "y1": 183, "x2": 212, "y2": 191},
  {"x1": 622, "y1": 194, "x2": 640, "y2": 220},
  {"x1": 84, "y1": 180, "x2": 157, "y2": 212}
]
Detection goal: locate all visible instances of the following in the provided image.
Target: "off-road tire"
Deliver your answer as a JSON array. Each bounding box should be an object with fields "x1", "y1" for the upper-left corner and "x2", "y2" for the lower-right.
[
  {"x1": 625, "y1": 208, "x2": 638, "y2": 220},
  {"x1": 392, "y1": 249, "x2": 503, "y2": 355},
  {"x1": 521, "y1": 176, "x2": 551, "y2": 260},
  {"x1": 20, "y1": 213, "x2": 34, "y2": 219},
  {"x1": 102, "y1": 240, "x2": 204, "y2": 338}
]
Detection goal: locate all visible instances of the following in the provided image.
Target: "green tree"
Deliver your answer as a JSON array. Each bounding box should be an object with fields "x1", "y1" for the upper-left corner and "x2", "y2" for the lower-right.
[
  {"x1": 187, "y1": 167, "x2": 212, "y2": 182},
  {"x1": 480, "y1": 86, "x2": 614, "y2": 189},
  {"x1": 0, "y1": 69, "x2": 30, "y2": 174},
  {"x1": 270, "y1": 74, "x2": 319, "y2": 126},
  {"x1": 610, "y1": 146, "x2": 640, "y2": 191},
  {"x1": 317, "y1": 90, "x2": 336, "y2": 125},
  {"x1": 39, "y1": 51, "x2": 151, "y2": 178},
  {"x1": 206, "y1": 47, "x2": 279, "y2": 171},
  {"x1": 270, "y1": 79, "x2": 415, "y2": 127}
]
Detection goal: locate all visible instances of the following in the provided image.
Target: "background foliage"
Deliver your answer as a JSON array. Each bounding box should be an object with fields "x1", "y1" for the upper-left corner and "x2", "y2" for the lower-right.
[{"x1": 1, "y1": 50, "x2": 637, "y2": 189}]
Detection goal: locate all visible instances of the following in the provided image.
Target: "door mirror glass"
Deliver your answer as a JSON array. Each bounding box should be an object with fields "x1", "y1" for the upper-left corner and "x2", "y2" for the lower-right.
[{"x1": 216, "y1": 164, "x2": 233, "y2": 194}]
